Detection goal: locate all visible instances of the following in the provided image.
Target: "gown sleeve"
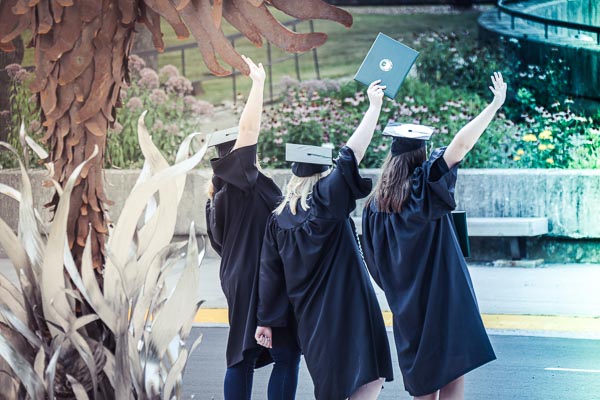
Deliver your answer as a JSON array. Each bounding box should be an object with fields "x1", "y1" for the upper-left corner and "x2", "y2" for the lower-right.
[
  {"x1": 205, "y1": 197, "x2": 222, "y2": 257},
  {"x1": 360, "y1": 206, "x2": 383, "y2": 289},
  {"x1": 312, "y1": 146, "x2": 373, "y2": 220},
  {"x1": 257, "y1": 215, "x2": 290, "y2": 328},
  {"x1": 210, "y1": 144, "x2": 260, "y2": 192},
  {"x1": 410, "y1": 147, "x2": 458, "y2": 221}
]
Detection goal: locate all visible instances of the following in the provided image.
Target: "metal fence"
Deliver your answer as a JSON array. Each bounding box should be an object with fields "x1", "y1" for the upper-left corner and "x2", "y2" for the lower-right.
[
  {"x1": 134, "y1": 19, "x2": 321, "y2": 104},
  {"x1": 497, "y1": 0, "x2": 600, "y2": 44}
]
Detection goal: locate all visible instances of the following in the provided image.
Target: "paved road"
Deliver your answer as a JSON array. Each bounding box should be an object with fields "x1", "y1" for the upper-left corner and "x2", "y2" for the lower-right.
[
  {"x1": 183, "y1": 328, "x2": 600, "y2": 400},
  {"x1": 1, "y1": 258, "x2": 599, "y2": 318},
  {"x1": 170, "y1": 257, "x2": 600, "y2": 317}
]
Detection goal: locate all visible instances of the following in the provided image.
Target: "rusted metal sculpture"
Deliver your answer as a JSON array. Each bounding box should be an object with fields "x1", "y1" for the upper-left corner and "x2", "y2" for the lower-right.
[{"x1": 0, "y1": 0, "x2": 352, "y2": 271}]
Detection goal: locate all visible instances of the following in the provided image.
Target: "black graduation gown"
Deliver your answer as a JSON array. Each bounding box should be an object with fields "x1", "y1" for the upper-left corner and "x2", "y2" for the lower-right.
[
  {"x1": 361, "y1": 147, "x2": 496, "y2": 397},
  {"x1": 205, "y1": 144, "x2": 296, "y2": 368},
  {"x1": 258, "y1": 146, "x2": 394, "y2": 400}
]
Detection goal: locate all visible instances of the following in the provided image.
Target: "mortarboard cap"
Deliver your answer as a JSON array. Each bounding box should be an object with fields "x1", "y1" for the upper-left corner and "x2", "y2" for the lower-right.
[
  {"x1": 354, "y1": 33, "x2": 419, "y2": 99},
  {"x1": 383, "y1": 122, "x2": 434, "y2": 156},
  {"x1": 285, "y1": 143, "x2": 333, "y2": 177},
  {"x1": 207, "y1": 127, "x2": 239, "y2": 158}
]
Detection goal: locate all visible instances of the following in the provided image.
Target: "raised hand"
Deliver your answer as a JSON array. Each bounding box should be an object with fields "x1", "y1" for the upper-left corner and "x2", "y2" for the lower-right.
[
  {"x1": 489, "y1": 72, "x2": 507, "y2": 110},
  {"x1": 255, "y1": 326, "x2": 273, "y2": 349},
  {"x1": 367, "y1": 80, "x2": 386, "y2": 109},
  {"x1": 241, "y1": 54, "x2": 266, "y2": 83}
]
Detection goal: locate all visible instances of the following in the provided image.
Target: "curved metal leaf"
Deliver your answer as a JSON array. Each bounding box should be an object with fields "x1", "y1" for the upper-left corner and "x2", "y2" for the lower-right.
[
  {"x1": 80, "y1": 232, "x2": 117, "y2": 333},
  {"x1": 0, "y1": 333, "x2": 45, "y2": 399},
  {"x1": 0, "y1": 304, "x2": 41, "y2": 348},
  {"x1": 45, "y1": 341, "x2": 64, "y2": 399},
  {"x1": 41, "y1": 145, "x2": 99, "y2": 338},
  {"x1": 67, "y1": 374, "x2": 90, "y2": 400},
  {"x1": 147, "y1": 223, "x2": 201, "y2": 360},
  {"x1": 104, "y1": 134, "x2": 208, "y2": 303},
  {"x1": 33, "y1": 346, "x2": 46, "y2": 384},
  {"x1": 135, "y1": 111, "x2": 178, "y2": 265},
  {"x1": 162, "y1": 347, "x2": 188, "y2": 400}
]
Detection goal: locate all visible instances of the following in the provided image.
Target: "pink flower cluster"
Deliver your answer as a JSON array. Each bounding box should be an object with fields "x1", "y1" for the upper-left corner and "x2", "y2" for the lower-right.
[
  {"x1": 149, "y1": 89, "x2": 169, "y2": 105},
  {"x1": 184, "y1": 95, "x2": 214, "y2": 116},
  {"x1": 159, "y1": 65, "x2": 180, "y2": 81},
  {"x1": 138, "y1": 68, "x2": 159, "y2": 89},
  {"x1": 165, "y1": 75, "x2": 193, "y2": 96},
  {"x1": 129, "y1": 55, "x2": 146, "y2": 75},
  {"x1": 4, "y1": 63, "x2": 31, "y2": 83},
  {"x1": 126, "y1": 97, "x2": 143, "y2": 111}
]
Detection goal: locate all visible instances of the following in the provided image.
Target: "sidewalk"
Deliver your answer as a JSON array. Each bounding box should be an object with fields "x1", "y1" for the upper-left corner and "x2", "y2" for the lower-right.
[{"x1": 2, "y1": 257, "x2": 599, "y2": 338}]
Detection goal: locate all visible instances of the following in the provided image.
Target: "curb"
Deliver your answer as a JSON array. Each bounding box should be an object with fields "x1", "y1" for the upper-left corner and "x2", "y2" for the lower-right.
[{"x1": 194, "y1": 309, "x2": 600, "y2": 338}]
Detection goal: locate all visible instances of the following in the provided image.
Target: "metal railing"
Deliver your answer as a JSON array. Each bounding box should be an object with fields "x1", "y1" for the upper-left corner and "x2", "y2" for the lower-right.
[
  {"x1": 497, "y1": 0, "x2": 600, "y2": 44},
  {"x1": 134, "y1": 19, "x2": 321, "y2": 104}
]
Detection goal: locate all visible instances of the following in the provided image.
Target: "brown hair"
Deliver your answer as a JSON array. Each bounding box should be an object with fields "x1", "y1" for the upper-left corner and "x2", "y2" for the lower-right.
[{"x1": 369, "y1": 148, "x2": 427, "y2": 213}]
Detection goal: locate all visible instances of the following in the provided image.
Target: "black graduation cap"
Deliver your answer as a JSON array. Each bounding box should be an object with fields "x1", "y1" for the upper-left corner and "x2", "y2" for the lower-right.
[
  {"x1": 208, "y1": 127, "x2": 239, "y2": 158},
  {"x1": 383, "y1": 122, "x2": 434, "y2": 156},
  {"x1": 286, "y1": 143, "x2": 333, "y2": 177}
]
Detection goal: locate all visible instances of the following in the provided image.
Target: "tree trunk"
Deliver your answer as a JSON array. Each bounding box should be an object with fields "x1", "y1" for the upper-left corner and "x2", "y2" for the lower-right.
[
  {"x1": 31, "y1": 1, "x2": 135, "y2": 271},
  {"x1": 0, "y1": 36, "x2": 24, "y2": 143},
  {"x1": 132, "y1": 25, "x2": 158, "y2": 70}
]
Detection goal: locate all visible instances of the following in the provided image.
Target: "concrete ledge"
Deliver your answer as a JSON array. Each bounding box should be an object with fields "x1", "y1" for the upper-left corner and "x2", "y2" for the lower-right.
[
  {"x1": 468, "y1": 217, "x2": 549, "y2": 237},
  {"x1": 2, "y1": 167, "x2": 600, "y2": 260}
]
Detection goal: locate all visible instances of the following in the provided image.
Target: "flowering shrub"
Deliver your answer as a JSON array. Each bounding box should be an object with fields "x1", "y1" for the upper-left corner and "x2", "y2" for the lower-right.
[
  {"x1": 413, "y1": 31, "x2": 506, "y2": 97},
  {"x1": 260, "y1": 77, "x2": 598, "y2": 169},
  {"x1": 257, "y1": 29, "x2": 597, "y2": 170},
  {"x1": 106, "y1": 56, "x2": 214, "y2": 168},
  {"x1": 512, "y1": 99, "x2": 598, "y2": 168},
  {"x1": 260, "y1": 78, "x2": 517, "y2": 168},
  {"x1": 0, "y1": 64, "x2": 42, "y2": 168}
]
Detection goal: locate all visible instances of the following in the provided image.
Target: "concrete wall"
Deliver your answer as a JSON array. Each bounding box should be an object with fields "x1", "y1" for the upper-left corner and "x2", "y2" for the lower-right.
[{"x1": 1, "y1": 168, "x2": 600, "y2": 261}]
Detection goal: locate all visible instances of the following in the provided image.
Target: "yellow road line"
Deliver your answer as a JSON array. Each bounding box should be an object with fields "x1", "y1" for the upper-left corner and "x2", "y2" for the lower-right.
[
  {"x1": 481, "y1": 314, "x2": 600, "y2": 333},
  {"x1": 194, "y1": 309, "x2": 600, "y2": 334}
]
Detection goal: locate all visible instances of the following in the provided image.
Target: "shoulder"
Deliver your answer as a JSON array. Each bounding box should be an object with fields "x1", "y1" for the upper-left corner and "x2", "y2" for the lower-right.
[{"x1": 273, "y1": 206, "x2": 311, "y2": 231}]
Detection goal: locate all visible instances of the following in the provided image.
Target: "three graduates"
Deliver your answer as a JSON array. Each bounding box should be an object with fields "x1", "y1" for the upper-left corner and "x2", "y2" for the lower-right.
[{"x1": 206, "y1": 53, "x2": 507, "y2": 399}]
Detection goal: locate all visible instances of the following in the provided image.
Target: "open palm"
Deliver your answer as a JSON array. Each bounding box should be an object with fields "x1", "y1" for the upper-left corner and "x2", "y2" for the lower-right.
[{"x1": 489, "y1": 72, "x2": 507, "y2": 109}]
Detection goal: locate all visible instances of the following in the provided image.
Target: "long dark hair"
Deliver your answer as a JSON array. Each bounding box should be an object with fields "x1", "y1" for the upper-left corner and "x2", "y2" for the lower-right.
[{"x1": 369, "y1": 147, "x2": 427, "y2": 213}]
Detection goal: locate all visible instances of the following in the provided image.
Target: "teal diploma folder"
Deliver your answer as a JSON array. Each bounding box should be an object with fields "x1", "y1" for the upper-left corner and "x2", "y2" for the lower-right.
[{"x1": 354, "y1": 33, "x2": 419, "y2": 99}]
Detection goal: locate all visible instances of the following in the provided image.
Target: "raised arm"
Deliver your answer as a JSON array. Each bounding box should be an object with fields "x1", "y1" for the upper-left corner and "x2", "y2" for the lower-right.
[
  {"x1": 443, "y1": 72, "x2": 507, "y2": 169},
  {"x1": 346, "y1": 80, "x2": 385, "y2": 164},
  {"x1": 233, "y1": 55, "x2": 266, "y2": 150}
]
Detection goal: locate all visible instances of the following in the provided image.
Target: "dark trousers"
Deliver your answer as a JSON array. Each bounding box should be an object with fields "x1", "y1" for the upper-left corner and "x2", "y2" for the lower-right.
[{"x1": 224, "y1": 344, "x2": 301, "y2": 400}]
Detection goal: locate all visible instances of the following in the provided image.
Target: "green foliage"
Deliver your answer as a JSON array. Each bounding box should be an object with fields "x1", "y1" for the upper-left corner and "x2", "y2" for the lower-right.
[
  {"x1": 413, "y1": 31, "x2": 506, "y2": 98},
  {"x1": 260, "y1": 78, "x2": 518, "y2": 168},
  {"x1": 569, "y1": 126, "x2": 600, "y2": 169},
  {"x1": 512, "y1": 100, "x2": 598, "y2": 168},
  {"x1": 0, "y1": 64, "x2": 43, "y2": 169},
  {"x1": 106, "y1": 58, "x2": 214, "y2": 168},
  {"x1": 261, "y1": 73, "x2": 598, "y2": 169}
]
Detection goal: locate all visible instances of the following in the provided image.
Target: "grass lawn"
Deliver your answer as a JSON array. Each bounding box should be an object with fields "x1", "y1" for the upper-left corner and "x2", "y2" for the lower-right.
[
  {"x1": 153, "y1": 8, "x2": 483, "y2": 104},
  {"x1": 21, "y1": 8, "x2": 483, "y2": 105}
]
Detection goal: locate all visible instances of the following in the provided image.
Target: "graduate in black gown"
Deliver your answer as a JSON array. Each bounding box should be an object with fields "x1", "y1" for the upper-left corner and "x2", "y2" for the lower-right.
[
  {"x1": 256, "y1": 81, "x2": 394, "y2": 400},
  {"x1": 205, "y1": 55, "x2": 300, "y2": 400},
  {"x1": 361, "y1": 73, "x2": 508, "y2": 400}
]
